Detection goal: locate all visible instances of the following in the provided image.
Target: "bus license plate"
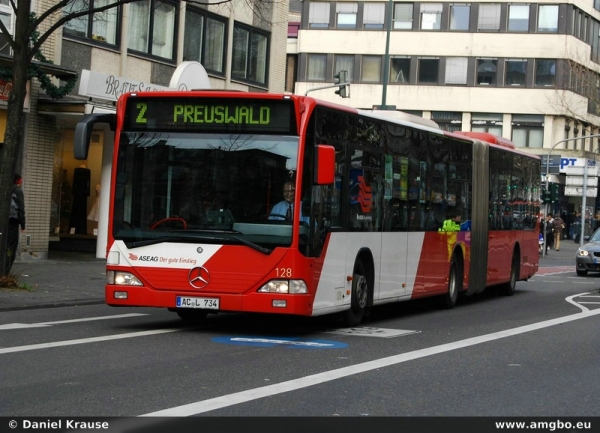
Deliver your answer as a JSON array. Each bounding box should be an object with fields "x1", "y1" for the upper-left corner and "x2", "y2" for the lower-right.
[{"x1": 176, "y1": 296, "x2": 219, "y2": 310}]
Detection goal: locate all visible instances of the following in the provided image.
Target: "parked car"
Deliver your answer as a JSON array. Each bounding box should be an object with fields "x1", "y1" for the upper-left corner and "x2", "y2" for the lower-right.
[{"x1": 576, "y1": 228, "x2": 600, "y2": 276}]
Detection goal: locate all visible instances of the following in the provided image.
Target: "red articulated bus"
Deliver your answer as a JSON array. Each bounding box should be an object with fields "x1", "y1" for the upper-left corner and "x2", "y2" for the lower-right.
[{"x1": 73, "y1": 92, "x2": 540, "y2": 326}]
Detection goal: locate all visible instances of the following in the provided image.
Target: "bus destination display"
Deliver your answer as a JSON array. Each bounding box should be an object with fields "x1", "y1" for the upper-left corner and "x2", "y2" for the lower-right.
[{"x1": 123, "y1": 97, "x2": 296, "y2": 134}]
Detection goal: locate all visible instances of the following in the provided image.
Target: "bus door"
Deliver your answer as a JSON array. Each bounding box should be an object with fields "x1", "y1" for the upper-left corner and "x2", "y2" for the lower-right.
[{"x1": 349, "y1": 147, "x2": 407, "y2": 301}]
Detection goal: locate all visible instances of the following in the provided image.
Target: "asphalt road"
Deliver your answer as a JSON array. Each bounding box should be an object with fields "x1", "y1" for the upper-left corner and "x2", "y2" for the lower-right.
[{"x1": 1, "y1": 265, "x2": 599, "y2": 433}]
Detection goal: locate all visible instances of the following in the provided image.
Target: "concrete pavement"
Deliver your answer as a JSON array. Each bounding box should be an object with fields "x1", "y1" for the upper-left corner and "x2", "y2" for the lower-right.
[
  {"x1": 0, "y1": 251, "x2": 106, "y2": 311},
  {"x1": 0, "y1": 236, "x2": 584, "y2": 311}
]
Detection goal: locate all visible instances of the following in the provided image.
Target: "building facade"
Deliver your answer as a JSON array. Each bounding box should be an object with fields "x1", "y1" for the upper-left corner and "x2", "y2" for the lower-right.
[
  {"x1": 12, "y1": 0, "x2": 289, "y2": 260},
  {"x1": 288, "y1": 0, "x2": 600, "y2": 232}
]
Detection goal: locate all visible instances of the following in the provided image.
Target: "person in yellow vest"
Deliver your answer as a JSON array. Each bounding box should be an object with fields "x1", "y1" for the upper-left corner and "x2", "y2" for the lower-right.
[
  {"x1": 439, "y1": 214, "x2": 462, "y2": 232},
  {"x1": 439, "y1": 213, "x2": 462, "y2": 261}
]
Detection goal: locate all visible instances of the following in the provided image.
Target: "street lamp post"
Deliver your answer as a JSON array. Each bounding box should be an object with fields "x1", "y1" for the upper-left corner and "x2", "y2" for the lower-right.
[
  {"x1": 380, "y1": 0, "x2": 393, "y2": 108},
  {"x1": 543, "y1": 134, "x2": 600, "y2": 256}
]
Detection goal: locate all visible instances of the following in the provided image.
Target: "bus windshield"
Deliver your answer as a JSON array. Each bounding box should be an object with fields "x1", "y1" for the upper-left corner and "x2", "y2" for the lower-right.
[{"x1": 113, "y1": 131, "x2": 300, "y2": 252}]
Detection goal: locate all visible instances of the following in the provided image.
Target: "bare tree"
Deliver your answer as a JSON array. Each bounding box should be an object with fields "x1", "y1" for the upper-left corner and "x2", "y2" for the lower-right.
[
  {"x1": 0, "y1": 0, "x2": 282, "y2": 276},
  {"x1": 551, "y1": 59, "x2": 600, "y2": 123}
]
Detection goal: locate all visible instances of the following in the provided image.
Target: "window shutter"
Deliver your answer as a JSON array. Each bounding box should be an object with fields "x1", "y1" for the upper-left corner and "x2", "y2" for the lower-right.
[
  {"x1": 309, "y1": 3, "x2": 330, "y2": 24},
  {"x1": 364, "y1": 3, "x2": 384, "y2": 25},
  {"x1": 478, "y1": 4, "x2": 500, "y2": 30},
  {"x1": 445, "y1": 57, "x2": 468, "y2": 84}
]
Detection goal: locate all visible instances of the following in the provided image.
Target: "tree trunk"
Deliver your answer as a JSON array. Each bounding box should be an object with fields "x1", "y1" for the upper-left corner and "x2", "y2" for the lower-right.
[{"x1": 0, "y1": 0, "x2": 30, "y2": 276}]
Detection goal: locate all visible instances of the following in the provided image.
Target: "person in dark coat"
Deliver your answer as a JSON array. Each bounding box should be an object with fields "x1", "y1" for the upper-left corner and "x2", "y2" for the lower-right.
[{"x1": 5, "y1": 174, "x2": 25, "y2": 274}]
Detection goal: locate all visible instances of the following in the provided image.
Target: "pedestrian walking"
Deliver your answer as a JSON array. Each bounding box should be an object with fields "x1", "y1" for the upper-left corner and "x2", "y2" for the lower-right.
[
  {"x1": 5, "y1": 174, "x2": 25, "y2": 274},
  {"x1": 545, "y1": 214, "x2": 554, "y2": 253},
  {"x1": 552, "y1": 214, "x2": 565, "y2": 251}
]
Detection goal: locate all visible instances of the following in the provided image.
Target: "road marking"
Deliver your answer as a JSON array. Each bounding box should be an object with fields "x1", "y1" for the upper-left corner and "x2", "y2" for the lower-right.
[
  {"x1": 0, "y1": 313, "x2": 148, "y2": 330},
  {"x1": 141, "y1": 306, "x2": 600, "y2": 416},
  {"x1": 213, "y1": 337, "x2": 348, "y2": 349},
  {"x1": 325, "y1": 327, "x2": 419, "y2": 338},
  {"x1": 0, "y1": 329, "x2": 180, "y2": 354}
]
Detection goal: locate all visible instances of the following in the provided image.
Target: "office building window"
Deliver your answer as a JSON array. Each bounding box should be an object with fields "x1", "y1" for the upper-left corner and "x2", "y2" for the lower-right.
[
  {"x1": 432, "y1": 111, "x2": 462, "y2": 132},
  {"x1": 450, "y1": 4, "x2": 470, "y2": 31},
  {"x1": 393, "y1": 3, "x2": 413, "y2": 29},
  {"x1": 308, "y1": 2, "x2": 330, "y2": 28},
  {"x1": 508, "y1": 4, "x2": 529, "y2": 32},
  {"x1": 64, "y1": 0, "x2": 119, "y2": 45},
  {"x1": 537, "y1": 5, "x2": 559, "y2": 33},
  {"x1": 128, "y1": 0, "x2": 176, "y2": 59},
  {"x1": 445, "y1": 57, "x2": 468, "y2": 84},
  {"x1": 307, "y1": 54, "x2": 327, "y2": 81},
  {"x1": 232, "y1": 24, "x2": 269, "y2": 85},
  {"x1": 512, "y1": 127, "x2": 543, "y2": 148},
  {"x1": 364, "y1": 3, "x2": 385, "y2": 29},
  {"x1": 505, "y1": 59, "x2": 527, "y2": 86},
  {"x1": 478, "y1": 3, "x2": 500, "y2": 31},
  {"x1": 535, "y1": 59, "x2": 556, "y2": 86},
  {"x1": 390, "y1": 57, "x2": 410, "y2": 83},
  {"x1": 512, "y1": 115, "x2": 544, "y2": 148},
  {"x1": 362, "y1": 56, "x2": 381, "y2": 82},
  {"x1": 335, "y1": 54, "x2": 354, "y2": 82},
  {"x1": 420, "y1": 3, "x2": 442, "y2": 30},
  {"x1": 183, "y1": 10, "x2": 226, "y2": 74},
  {"x1": 477, "y1": 58, "x2": 497, "y2": 85},
  {"x1": 418, "y1": 58, "x2": 439, "y2": 84},
  {"x1": 471, "y1": 113, "x2": 503, "y2": 135},
  {"x1": 0, "y1": 0, "x2": 13, "y2": 55},
  {"x1": 336, "y1": 2, "x2": 357, "y2": 29}
]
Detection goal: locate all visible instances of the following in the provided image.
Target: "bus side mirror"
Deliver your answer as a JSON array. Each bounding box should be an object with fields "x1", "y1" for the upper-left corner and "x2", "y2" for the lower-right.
[
  {"x1": 315, "y1": 145, "x2": 335, "y2": 185},
  {"x1": 74, "y1": 113, "x2": 116, "y2": 160}
]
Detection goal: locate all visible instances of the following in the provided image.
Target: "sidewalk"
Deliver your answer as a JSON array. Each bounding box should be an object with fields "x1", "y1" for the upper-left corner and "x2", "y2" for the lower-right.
[
  {"x1": 0, "y1": 251, "x2": 106, "y2": 311},
  {"x1": 0, "y1": 237, "x2": 582, "y2": 312}
]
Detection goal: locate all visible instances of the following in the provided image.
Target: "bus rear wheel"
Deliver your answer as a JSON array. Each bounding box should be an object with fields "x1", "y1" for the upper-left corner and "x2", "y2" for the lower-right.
[
  {"x1": 173, "y1": 308, "x2": 208, "y2": 324},
  {"x1": 344, "y1": 260, "x2": 369, "y2": 327},
  {"x1": 499, "y1": 252, "x2": 519, "y2": 296},
  {"x1": 440, "y1": 258, "x2": 460, "y2": 309}
]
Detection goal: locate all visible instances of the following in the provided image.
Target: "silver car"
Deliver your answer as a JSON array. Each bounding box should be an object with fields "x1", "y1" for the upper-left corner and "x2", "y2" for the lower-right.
[{"x1": 576, "y1": 228, "x2": 600, "y2": 276}]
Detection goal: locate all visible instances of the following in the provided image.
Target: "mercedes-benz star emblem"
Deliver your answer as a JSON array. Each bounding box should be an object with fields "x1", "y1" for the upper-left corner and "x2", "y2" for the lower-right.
[{"x1": 188, "y1": 267, "x2": 210, "y2": 289}]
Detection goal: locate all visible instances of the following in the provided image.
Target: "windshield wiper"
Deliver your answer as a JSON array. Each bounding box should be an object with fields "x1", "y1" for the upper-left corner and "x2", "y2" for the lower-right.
[
  {"x1": 218, "y1": 234, "x2": 272, "y2": 255},
  {"x1": 124, "y1": 234, "x2": 272, "y2": 254}
]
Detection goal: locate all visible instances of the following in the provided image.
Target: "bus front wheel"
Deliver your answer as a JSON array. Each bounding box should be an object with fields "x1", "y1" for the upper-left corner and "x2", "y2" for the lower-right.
[{"x1": 344, "y1": 260, "x2": 369, "y2": 326}]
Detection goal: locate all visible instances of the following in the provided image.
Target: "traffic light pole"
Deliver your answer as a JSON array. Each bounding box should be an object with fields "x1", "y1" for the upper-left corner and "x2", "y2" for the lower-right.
[
  {"x1": 304, "y1": 82, "x2": 350, "y2": 96},
  {"x1": 542, "y1": 134, "x2": 600, "y2": 257}
]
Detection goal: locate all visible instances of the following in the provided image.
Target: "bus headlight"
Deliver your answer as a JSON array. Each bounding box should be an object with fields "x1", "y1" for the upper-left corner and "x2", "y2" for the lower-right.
[
  {"x1": 107, "y1": 271, "x2": 143, "y2": 286},
  {"x1": 258, "y1": 280, "x2": 308, "y2": 294}
]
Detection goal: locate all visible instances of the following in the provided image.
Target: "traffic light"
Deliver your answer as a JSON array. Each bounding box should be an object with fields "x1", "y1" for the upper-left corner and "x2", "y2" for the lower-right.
[
  {"x1": 334, "y1": 70, "x2": 349, "y2": 98},
  {"x1": 550, "y1": 183, "x2": 558, "y2": 202}
]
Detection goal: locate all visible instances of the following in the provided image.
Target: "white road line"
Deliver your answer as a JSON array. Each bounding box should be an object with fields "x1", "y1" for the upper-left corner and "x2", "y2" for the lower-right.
[
  {"x1": 0, "y1": 313, "x2": 148, "y2": 330},
  {"x1": 141, "y1": 307, "x2": 600, "y2": 417},
  {"x1": 0, "y1": 329, "x2": 181, "y2": 354}
]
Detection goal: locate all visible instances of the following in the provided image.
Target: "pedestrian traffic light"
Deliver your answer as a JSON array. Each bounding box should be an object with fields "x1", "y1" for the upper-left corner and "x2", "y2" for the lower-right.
[
  {"x1": 550, "y1": 183, "x2": 558, "y2": 202},
  {"x1": 541, "y1": 189, "x2": 552, "y2": 204},
  {"x1": 334, "y1": 70, "x2": 349, "y2": 98}
]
